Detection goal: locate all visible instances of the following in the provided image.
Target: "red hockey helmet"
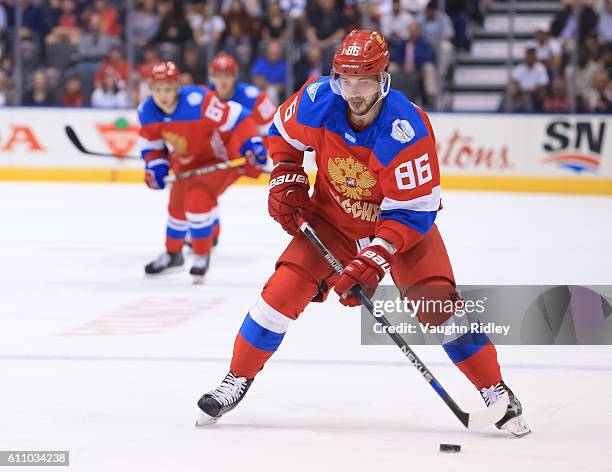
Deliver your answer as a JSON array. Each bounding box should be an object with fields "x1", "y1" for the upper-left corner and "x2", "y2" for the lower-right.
[
  {"x1": 332, "y1": 30, "x2": 389, "y2": 76},
  {"x1": 209, "y1": 53, "x2": 239, "y2": 75},
  {"x1": 150, "y1": 61, "x2": 180, "y2": 82}
]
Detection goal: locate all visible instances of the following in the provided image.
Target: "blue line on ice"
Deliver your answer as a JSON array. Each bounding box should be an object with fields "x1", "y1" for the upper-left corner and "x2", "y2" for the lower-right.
[{"x1": 0, "y1": 354, "x2": 611, "y2": 372}]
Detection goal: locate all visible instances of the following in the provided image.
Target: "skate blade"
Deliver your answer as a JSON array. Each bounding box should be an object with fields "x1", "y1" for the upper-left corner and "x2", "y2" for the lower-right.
[
  {"x1": 501, "y1": 415, "x2": 532, "y2": 438},
  {"x1": 195, "y1": 412, "x2": 219, "y2": 427},
  {"x1": 192, "y1": 275, "x2": 206, "y2": 285},
  {"x1": 144, "y1": 265, "x2": 184, "y2": 277}
]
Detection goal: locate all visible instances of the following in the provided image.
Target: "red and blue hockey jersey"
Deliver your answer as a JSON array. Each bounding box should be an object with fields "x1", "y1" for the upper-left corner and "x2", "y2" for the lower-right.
[
  {"x1": 138, "y1": 85, "x2": 257, "y2": 173},
  {"x1": 267, "y1": 76, "x2": 442, "y2": 253},
  {"x1": 207, "y1": 81, "x2": 277, "y2": 127}
]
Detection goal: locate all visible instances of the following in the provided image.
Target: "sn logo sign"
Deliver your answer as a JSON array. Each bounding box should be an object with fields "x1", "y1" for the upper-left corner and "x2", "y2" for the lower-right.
[
  {"x1": 542, "y1": 120, "x2": 607, "y2": 173},
  {"x1": 543, "y1": 120, "x2": 606, "y2": 155},
  {"x1": 342, "y1": 45, "x2": 361, "y2": 56}
]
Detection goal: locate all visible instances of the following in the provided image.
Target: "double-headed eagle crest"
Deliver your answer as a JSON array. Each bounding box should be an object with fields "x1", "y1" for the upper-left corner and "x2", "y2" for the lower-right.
[
  {"x1": 327, "y1": 156, "x2": 377, "y2": 200},
  {"x1": 161, "y1": 131, "x2": 188, "y2": 155}
]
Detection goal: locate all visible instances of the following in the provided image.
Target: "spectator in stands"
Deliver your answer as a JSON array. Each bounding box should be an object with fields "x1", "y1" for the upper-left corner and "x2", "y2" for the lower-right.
[
  {"x1": 552, "y1": 0, "x2": 599, "y2": 51},
  {"x1": 262, "y1": 2, "x2": 287, "y2": 42},
  {"x1": 565, "y1": 49, "x2": 598, "y2": 110},
  {"x1": 0, "y1": 69, "x2": 13, "y2": 106},
  {"x1": 380, "y1": 0, "x2": 414, "y2": 63},
  {"x1": 0, "y1": 3, "x2": 7, "y2": 31},
  {"x1": 16, "y1": 0, "x2": 44, "y2": 42},
  {"x1": 91, "y1": 72, "x2": 129, "y2": 108},
  {"x1": 587, "y1": 71, "x2": 612, "y2": 112},
  {"x1": 190, "y1": 1, "x2": 225, "y2": 47},
  {"x1": 511, "y1": 44, "x2": 549, "y2": 110},
  {"x1": 402, "y1": 20, "x2": 437, "y2": 107},
  {"x1": 62, "y1": 76, "x2": 85, "y2": 106},
  {"x1": 46, "y1": 0, "x2": 82, "y2": 46},
  {"x1": 181, "y1": 45, "x2": 206, "y2": 84},
  {"x1": 498, "y1": 79, "x2": 534, "y2": 112},
  {"x1": 152, "y1": 0, "x2": 193, "y2": 48},
  {"x1": 131, "y1": 0, "x2": 159, "y2": 49},
  {"x1": 599, "y1": 44, "x2": 612, "y2": 77},
  {"x1": 95, "y1": 45, "x2": 127, "y2": 89},
  {"x1": 180, "y1": 71, "x2": 195, "y2": 86},
  {"x1": 23, "y1": 70, "x2": 53, "y2": 106},
  {"x1": 444, "y1": 0, "x2": 471, "y2": 51},
  {"x1": 0, "y1": 56, "x2": 13, "y2": 78},
  {"x1": 534, "y1": 24, "x2": 563, "y2": 77},
  {"x1": 135, "y1": 45, "x2": 160, "y2": 102},
  {"x1": 306, "y1": 0, "x2": 346, "y2": 71},
  {"x1": 222, "y1": 0, "x2": 258, "y2": 79},
  {"x1": 543, "y1": 77, "x2": 571, "y2": 112},
  {"x1": 598, "y1": 0, "x2": 612, "y2": 44},
  {"x1": 251, "y1": 40, "x2": 287, "y2": 103},
  {"x1": 417, "y1": 0, "x2": 455, "y2": 80},
  {"x1": 221, "y1": 0, "x2": 263, "y2": 17},
  {"x1": 82, "y1": 0, "x2": 122, "y2": 38},
  {"x1": 294, "y1": 45, "x2": 323, "y2": 91},
  {"x1": 75, "y1": 13, "x2": 121, "y2": 62}
]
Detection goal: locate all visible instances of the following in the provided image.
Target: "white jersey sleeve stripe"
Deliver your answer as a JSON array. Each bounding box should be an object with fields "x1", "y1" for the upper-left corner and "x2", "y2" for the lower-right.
[
  {"x1": 272, "y1": 108, "x2": 308, "y2": 152},
  {"x1": 380, "y1": 185, "x2": 441, "y2": 212},
  {"x1": 138, "y1": 136, "x2": 165, "y2": 151}
]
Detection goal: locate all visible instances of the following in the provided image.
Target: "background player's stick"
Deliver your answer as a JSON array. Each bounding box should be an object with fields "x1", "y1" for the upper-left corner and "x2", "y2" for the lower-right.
[
  {"x1": 65, "y1": 125, "x2": 141, "y2": 160},
  {"x1": 66, "y1": 125, "x2": 268, "y2": 180},
  {"x1": 164, "y1": 158, "x2": 247, "y2": 183},
  {"x1": 294, "y1": 213, "x2": 509, "y2": 430}
]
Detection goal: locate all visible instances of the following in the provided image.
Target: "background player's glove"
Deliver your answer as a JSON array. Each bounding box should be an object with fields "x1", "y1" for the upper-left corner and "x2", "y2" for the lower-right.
[
  {"x1": 268, "y1": 162, "x2": 311, "y2": 236},
  {"x1": 334, "y1": 245, "x2": 393, "y2": 307},
  {"x1": 144, "y1": 158, "x2": 169, "y2": 190},
  {"x1": 240, "y1": 136, "x2": 268, "y2": 178}
]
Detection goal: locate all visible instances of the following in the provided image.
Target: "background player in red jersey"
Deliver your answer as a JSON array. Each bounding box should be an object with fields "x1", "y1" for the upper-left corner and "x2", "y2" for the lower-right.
[
  {"x1": 196, "y1": 32, "x2": 530, "y2": 436},
  {"x1": 139, "y1": 61, "x2": 267, "y2": 282},
  {"x1": 208, "y1": 53, "x2": 277, "y2": 134}
]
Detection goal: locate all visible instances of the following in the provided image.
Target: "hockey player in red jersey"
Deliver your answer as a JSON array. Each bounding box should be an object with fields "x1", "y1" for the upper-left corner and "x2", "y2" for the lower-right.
[
  {"x1": 196, "y1": 31, "x2": 530, "y2": 436},
  {"x1": 208, "y1": 53, "x2": 277, "y2": 134},
  {"x1": 139, "y1": 61, "x2": 267, "y2": 281}
]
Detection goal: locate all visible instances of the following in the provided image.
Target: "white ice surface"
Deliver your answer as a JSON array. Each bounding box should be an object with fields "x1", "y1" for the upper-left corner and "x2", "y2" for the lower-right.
[{"x1": 0, "y1": 183, "x2": 611, "y2": 471}]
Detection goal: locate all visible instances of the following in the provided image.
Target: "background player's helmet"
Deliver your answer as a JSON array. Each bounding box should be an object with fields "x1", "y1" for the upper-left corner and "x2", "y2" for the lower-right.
[
  {"x1": 210, "y1": 53, "x2": 239, "y2": 75},
  {"x1": 150, "y1": 61, "x2": 180, "y2": 82},
  {"x1": 332, "y1": 30, "x2": 389, "y2": 76},
  {"x1": 330, "y1": 30, "x2": 392, "y2": 106}
]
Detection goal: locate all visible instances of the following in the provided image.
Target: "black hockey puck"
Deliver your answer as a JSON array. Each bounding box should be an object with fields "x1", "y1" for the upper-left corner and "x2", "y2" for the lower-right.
[{"x1": 439, "y1": 444, "x2": 461, "y2": 453}]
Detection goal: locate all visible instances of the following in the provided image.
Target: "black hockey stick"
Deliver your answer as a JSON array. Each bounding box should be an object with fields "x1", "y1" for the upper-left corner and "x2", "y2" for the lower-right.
[
  {"x1": 65, "y1": 125, "x2": 141, "y2": 160},
  {"x1": 294, "y1": 213, "x2": 509, "y2": 429},
  {"x1": 66, "y1": 125, "x2": 268, "y2": 180}
]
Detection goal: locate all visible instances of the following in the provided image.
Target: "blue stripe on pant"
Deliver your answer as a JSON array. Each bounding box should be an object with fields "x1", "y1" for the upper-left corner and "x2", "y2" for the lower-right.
[
  {"x1": 443, "y1": 330, "x2": 491, "y2": 364},
  {"x1": 239, "y1": 313, "x2": 285, "y2": 352},
  {"x1": 166, "y1": 226, "x2": 188, "y2": 240}
]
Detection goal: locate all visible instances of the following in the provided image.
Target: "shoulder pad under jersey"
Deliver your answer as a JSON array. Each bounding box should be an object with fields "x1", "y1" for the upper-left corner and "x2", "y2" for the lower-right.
[{"x1": 371, "y1": 89, "x2": 431, "y2": 167}]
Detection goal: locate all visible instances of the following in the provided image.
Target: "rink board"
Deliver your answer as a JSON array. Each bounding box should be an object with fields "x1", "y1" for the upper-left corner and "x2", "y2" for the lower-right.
[{"x1": 0, "y1": 107, "x2": 610, "y2": 194}]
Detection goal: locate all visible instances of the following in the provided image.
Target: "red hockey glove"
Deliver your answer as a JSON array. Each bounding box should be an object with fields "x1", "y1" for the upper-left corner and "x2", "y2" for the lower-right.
[
  {"x1": 268, "y1": 162, "x2": 311, "y2": 236},
  {"x1": 334, "y1": 245, "x2": 393, "y2": 307}
]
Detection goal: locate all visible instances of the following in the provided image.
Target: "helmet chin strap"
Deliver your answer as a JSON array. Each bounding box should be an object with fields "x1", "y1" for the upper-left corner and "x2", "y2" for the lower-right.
[{"x1": 331, "y1": 71, "x2": 392, "y2": 116}]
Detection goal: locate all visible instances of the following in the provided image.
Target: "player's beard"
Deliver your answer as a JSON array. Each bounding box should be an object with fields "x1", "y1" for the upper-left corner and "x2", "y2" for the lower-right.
[{"x1": 347, "y1": 92, "x2": 380, "y2": 117}]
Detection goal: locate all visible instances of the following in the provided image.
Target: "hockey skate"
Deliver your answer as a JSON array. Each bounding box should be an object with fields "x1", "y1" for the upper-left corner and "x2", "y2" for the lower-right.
[
  {"x1": 480, "y1": 381, "x2": 531, "y2": 437},
  {"x1": 144, "y1": 251, "x2": 184, "y2": 275},
  {"x1": 195, "y1": 372, "x2": 253, "y2": 427},
  {"x1": 189, "y1": 254, "x2": 210, "y2": 284}
]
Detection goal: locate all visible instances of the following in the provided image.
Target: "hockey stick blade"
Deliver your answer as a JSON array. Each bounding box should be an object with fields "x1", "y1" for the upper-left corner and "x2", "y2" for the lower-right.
[
  {"x1": 65, "y1": 125, "x2": 140, "y2": 160},
  {"x1": 296, "y1": 214, "x2": 509, "y2": 430},
  {"x1": 464, "y1": 393, "x2": 509, "y2": 429}
]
